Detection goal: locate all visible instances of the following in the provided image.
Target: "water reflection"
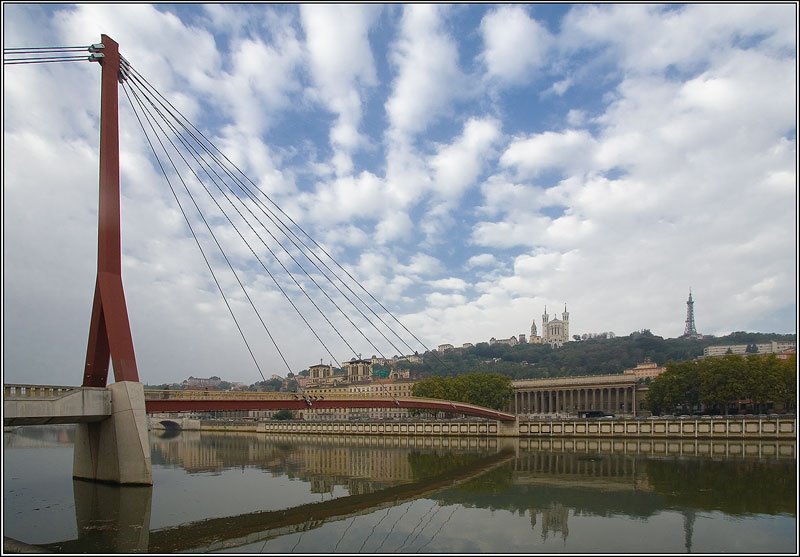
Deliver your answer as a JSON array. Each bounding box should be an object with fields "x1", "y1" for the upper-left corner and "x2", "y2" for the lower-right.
[
  {"x1": 3, "y1": 427, "x2": 796, "y2": 554},
  {"x1": 71, "y1": 480, "x2": 152, "y2": 553}
]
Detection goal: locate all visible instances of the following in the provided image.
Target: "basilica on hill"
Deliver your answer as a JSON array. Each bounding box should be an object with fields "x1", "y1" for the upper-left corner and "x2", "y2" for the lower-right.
[
  {"x1": 487, "y1": 304, "x2": 571, "y2": 349},
  {"x1": 530, "y1": 305, "x2": 570, "y2": 348}
]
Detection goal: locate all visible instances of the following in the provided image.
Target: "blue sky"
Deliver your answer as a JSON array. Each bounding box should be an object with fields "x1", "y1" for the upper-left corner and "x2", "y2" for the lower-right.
[{"x1": 2, "y1": 4, "x2": 797, "y2": 385}]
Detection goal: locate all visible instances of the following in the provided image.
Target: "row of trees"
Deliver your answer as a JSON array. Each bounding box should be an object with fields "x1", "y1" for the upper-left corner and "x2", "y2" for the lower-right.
[
  {"x1": 645, "y1": 354, "x2": 796, "y2": 415},
  {"x1": 410, "y1": 373, "x2": 513, "y2": 411}
]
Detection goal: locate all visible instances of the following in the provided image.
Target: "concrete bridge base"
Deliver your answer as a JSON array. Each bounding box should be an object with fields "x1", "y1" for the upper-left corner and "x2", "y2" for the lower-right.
[{"x1": 73, "y1": 382, "x2": 152, "y2": 485}]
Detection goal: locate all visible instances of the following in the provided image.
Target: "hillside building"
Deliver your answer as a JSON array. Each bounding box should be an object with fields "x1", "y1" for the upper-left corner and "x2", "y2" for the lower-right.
[{"x1": 529, "y1": 305, "x2": 570, "y2": 348}]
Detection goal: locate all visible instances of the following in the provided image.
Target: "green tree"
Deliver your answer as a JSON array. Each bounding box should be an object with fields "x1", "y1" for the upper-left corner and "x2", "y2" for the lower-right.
[
  {"x1": 412, "y1": 373, "x2": 512, "y2": 411},
  {"x1": 646, "y1": 360, "x2": 699, "y2": 414},
  {"x1": 272, "y1": 409, "x2": 294, "y2": 420},
  {"x1": 775, "y1": 355, "x2": 797, "y2": 412},
  {"x1": 649, "y1": 353, "x2": 794, "y2": 416}
]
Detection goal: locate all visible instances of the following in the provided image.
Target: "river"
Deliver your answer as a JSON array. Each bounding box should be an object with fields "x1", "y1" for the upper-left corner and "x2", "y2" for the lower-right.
[{"x1": 2, "y1": 425, "x2": 797, "y2": 553}]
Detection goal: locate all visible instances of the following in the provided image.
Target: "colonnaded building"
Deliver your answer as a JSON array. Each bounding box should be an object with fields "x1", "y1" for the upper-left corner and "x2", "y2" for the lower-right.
[
  {"x1": 510, "y1": 360, "x2": 664, "y2": 417},
  {"x1": 511, "y1": 374, "x2": 641, "y2": 416}
]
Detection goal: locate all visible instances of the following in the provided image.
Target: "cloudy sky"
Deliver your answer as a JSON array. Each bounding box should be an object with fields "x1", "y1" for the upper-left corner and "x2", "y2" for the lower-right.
[{"x1": 3, "y1": 4, "x2": 797, "y2": 386}]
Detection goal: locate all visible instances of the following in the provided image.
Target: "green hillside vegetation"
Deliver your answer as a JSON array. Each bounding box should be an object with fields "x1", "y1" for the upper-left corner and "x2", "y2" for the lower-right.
[{"x1": 397, "y1": 331, "x2": 796, "y2": 379}]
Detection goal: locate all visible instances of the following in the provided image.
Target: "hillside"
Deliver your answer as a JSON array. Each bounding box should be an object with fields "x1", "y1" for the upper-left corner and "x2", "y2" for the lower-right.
[{"x1": 398, "y1": 331, "x2": 796, "y2": 380}]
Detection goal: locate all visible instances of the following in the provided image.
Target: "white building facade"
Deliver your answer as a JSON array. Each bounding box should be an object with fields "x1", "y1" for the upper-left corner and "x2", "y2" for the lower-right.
[{"x1": 530, "y1": 306, "x2": 570, "y2": 348}]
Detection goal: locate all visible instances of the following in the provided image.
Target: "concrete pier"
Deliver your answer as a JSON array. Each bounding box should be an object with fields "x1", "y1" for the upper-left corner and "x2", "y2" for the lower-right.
[{"x1": 73, "y1": 382, "x2": 152, "y2": 485}]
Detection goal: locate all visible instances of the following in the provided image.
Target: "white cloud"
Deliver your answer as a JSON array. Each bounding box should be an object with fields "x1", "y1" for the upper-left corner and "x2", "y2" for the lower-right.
[
  {"x1": 429, "y1": 278, "x2": 469, "y2": 291},
  {"x1": 429, "y1": 117, "x2": 502, "y2": 201},
  {"x1": 500, "y1": 130, "x2": 597, "y2": 179},
  {"x1": 401, "y1": 253, "x2": 445, "y2": 277},
  {"x1": 561, "y1": 4, "x2": 796, "y2": 74},
  {"x1": 301, "y1": 4, "x2": 380, "y2": 175},
  {"x1": 548, "y1": 78, "x2": 572, "y2": 96},
  {"x1": 427, "y1": 292, "x2": 467, "y2": 308},
  {"x1": 566, "y1": 109, "x2": 587, "y2": 127},
  {"x1": 480, "y1": 5, "x2": 553, "y2": 85},
  {"x1": 374, "y1": 210, "x2": 414, "y2": 244},
  {"x1": 2, "y1": 4, "x2": 795, "y2": 387},
  {"x1": 385, "y1": 4, "x2": 465, "y2": 141},
  {"x1": 212, "y1": 32, "x2": 304, "y2": 136},
  {"x1": 303, "y1": 171, "x2": 386, "y2": 224},
  {"x1": 467, "y1": 254, "x2": 497, "y2": 268}
]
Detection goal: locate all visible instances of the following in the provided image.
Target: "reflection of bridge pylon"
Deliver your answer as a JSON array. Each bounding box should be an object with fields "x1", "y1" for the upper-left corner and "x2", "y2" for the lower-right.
[{"x1": 683, "y1": 509, "x2": 696, "y2": 553}]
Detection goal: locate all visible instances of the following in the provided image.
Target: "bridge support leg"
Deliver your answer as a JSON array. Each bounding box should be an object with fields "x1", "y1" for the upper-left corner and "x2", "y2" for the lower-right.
[{"x1": 73, "y1": 381, "x2": 152, "y2": 485}]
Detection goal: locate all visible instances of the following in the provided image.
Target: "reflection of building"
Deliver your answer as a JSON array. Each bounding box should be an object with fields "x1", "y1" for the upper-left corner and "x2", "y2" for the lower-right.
[
  {"x1": 530, "y1": 502, "x2": 569, "y2": 542},
  {"x1": 150, "y1": 432, "x2": 422, "y2": 493}
]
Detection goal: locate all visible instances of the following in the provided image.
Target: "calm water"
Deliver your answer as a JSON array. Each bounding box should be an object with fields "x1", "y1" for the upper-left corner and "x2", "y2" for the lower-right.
[{"x1": 2, "y1": 425, "x2": 797, "y2": 553}]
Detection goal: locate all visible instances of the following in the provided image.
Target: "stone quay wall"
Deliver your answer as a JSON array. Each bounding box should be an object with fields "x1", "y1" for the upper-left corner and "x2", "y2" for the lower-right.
[
  {"x1": 154, "y1": 416, "x2": 796, "y2": 440},
  {"x1": 517, "y1": 416, "x2": 795, "y2": 440}
]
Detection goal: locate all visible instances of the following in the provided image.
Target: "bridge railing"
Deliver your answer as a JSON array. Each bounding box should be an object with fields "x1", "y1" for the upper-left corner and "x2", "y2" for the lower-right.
[
  {"x1": 3, "y1": 384, "x2": 81, "y2": 399},
  {"x1": 142, "y1": 391, "x2": 514, "y2": 416},
  {"x1": 144, "y1": 390, "x2": 290, "y2": 400},
  {"x1": 144, "y1": 390, "x2": 409, "y2": 401}
]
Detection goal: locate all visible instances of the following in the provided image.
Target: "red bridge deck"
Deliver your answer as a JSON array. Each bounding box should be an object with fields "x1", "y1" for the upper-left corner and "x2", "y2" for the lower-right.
[{"x1": 144, "y1": 391, "x2": 516, "y2": 422}]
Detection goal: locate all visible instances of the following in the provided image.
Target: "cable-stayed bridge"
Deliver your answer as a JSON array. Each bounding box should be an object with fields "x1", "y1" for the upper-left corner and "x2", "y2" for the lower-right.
[{"x1": 2, "y1": 35, "x2": 515, "y2": 485}]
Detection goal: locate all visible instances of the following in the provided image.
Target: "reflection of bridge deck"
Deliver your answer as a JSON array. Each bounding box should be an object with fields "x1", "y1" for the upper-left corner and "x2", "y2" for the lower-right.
[{"x1": 43, "y1": 449, "x2": 515, "y2": 554}]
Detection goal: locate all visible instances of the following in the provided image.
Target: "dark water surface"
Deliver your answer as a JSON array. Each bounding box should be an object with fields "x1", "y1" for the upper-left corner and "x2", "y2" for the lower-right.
[{"x1": 2, "y1": 426, "x2": 797, "y2": 553}]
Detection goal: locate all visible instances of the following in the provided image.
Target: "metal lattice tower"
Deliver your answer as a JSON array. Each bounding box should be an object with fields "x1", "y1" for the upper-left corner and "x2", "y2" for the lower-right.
[{"x1": 683, "y1": 289, "x2": 698, "y2": 337}]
